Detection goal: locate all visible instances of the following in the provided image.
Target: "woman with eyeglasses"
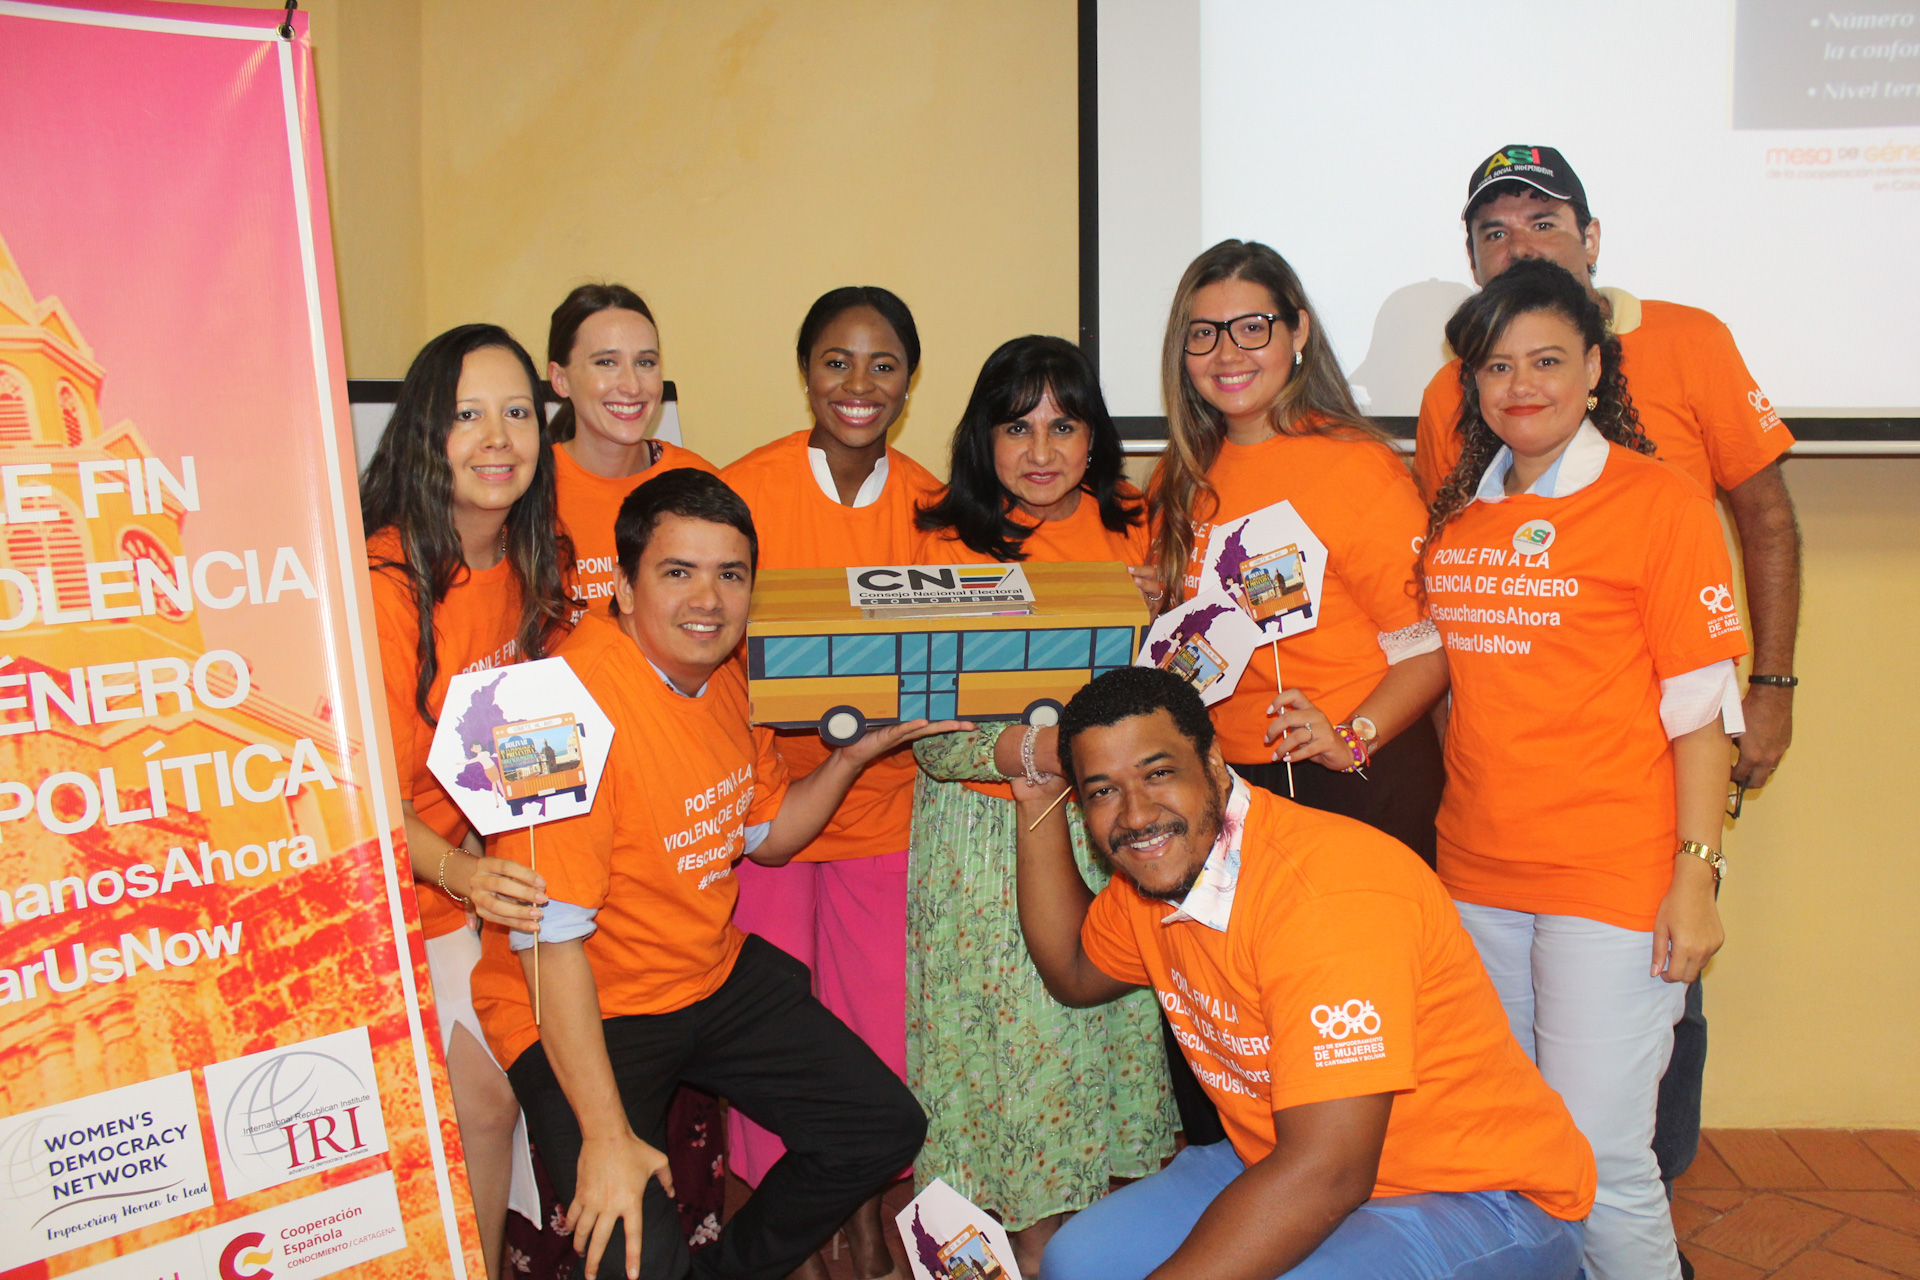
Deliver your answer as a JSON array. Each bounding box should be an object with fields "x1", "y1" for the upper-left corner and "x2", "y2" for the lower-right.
[
  {"x1": 1151, "y1": 240, "x2": 1448, "y2": 855},
  {"x1": 1422, "y1": 259, "x2": 1744, "y2": 1279},
  {"x1": 717, "y1": 286, "x2": 944, "y2": 1280},
  {"x1": 361, "y1": 324, "x2": 568, "y2": 1280},
  {"x1": 907, "y1": 335, "x2": 1175, "y2": 1275}
]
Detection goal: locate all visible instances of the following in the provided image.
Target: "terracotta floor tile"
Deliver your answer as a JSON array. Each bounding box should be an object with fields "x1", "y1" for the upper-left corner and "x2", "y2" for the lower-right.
[
  {"x1": 1675, "y1": 1195, "x2": 1727, "y2": 1238},
  {"x1": 1686, "y1": 1246, "x2": 1768, "y2": 1280},
  {"x1": 1794, "y1": 1193, "x2": 1920, "y2": 1235},
  {"x1": 1682, "y1": 1136, "x2": 1750, "y2": 1190},
  {"x1": 1784, "y1": 1131, "x2": 1911, "y2": 1191},
  {"x1": 1685, "y1": 1189, "x2": 1759, "y2": 1211},
  {"x1": 1826, "y1": 1220, "x2": 1920, "y2": 1277},
  {"x1": 1771, "y1": 1250, "x2": 1905, "y2": 1280},
  {"x1": 1713, "y1": 1129, "x2": 1826, "y2": 1189},
  {"x1": 1863, "y1": 1134, "x2": 1920, "y2": 1190},
  {"x1": 1692, "y1": 1193, "x2": 1846, "y2": 1269}
]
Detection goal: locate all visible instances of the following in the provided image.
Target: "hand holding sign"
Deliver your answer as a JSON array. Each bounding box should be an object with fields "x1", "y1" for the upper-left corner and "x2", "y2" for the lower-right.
[{"x1": 428, "y1": 656, "x2": 616, "y2": 1022}]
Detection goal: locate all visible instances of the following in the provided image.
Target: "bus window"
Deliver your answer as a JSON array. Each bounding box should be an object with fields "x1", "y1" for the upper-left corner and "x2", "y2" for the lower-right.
[
  {"x1": 832, "y1": 633, "x2": 898, "y2": 675},
  {"x1": 1094, "y1": 627, "x2": 1134, "y2": 667},
  {"x1": 963, "y1": 631, "x2": 1027, "y2": 671},
  {"x1": 1027, "y1": 628, "x2": 1091, "y2": 669},
  {"x1": 761, "y1": 634, "x2": 830, "y2": 678}
]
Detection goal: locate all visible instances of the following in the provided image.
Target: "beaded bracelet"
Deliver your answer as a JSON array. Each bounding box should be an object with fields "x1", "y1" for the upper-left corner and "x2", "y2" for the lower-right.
[
  {"x1": 1021, "y1": 723, "x2": 1054, "y2": 787},
  {"x1": 437, "y1": 847, "x2": 470, "y2": 905},
  {"x1": 1330, "y1": 723, "x2": 1371, "y2": 776}
]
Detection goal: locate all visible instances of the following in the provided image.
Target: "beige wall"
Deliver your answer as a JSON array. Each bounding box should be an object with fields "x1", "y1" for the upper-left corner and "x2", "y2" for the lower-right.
[{"x1": 179, "y1": 0, "x2": 1916, "y2": 1128}]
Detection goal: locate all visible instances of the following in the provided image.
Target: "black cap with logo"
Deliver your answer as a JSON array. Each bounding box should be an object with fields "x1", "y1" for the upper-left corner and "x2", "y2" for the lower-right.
[{"x1": 1462, "y1": 145, "x2": 1587, "y2": 219}]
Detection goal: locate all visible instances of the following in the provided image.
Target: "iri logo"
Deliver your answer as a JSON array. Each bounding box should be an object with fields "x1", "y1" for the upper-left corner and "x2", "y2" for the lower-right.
[
  {"x1": 201, "y1": 1026, "x2": 390, "y2": 1198},
  {"x1": 218, "y1": 1231, "x2": 274, "y2": 1279}
]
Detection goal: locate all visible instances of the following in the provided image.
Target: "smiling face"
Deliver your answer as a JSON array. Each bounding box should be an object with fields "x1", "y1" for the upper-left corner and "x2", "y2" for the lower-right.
[
  {"x1": 1182, "y1": 278, "x2": 1309, "y2": 439},
  {"x1": 1071, "y1": 709, "x2": 1229, "y2": 903},
  {"x1": 1473, "y1": 307, "x2": 1603, "y2": 466},
  {"x1": 1468, "y1": 191, "x2": 1601, "y2": 288},
  {"x1": 992, "y1": 388, "x2": 1091, "y2": 522},
  {"x1": 804, "y1": 306, "x2": 911, "y2": 452},
  {"x1": 549, "y1": 307, "x2": 663, "y2": 450},
  {"x1": 612, "y1": 514, "x2": 753, "y2": 693},
  {"x1": 445, "y1": 345, "x2": 540, "y2": 527}
]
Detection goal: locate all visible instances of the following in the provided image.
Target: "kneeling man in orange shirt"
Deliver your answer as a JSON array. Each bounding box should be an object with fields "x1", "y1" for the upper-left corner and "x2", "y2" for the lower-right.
[
  {"x1": 472, "y1": 469, "x2": 960, "y2": 1280},
  {"x1": 1016, "y1": 667, "x2": 1595, "y2": 1280}
]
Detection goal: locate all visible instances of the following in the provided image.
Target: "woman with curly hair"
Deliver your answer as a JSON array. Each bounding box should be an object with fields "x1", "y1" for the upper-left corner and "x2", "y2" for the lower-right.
[{"x1": 1422, "y1": 258, "x2": 1747, "y2": 1280}]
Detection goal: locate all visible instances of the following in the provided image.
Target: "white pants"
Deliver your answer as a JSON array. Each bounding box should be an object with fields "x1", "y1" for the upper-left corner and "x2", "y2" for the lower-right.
[
  {"x1": 1454, "y1": 902, "x2": 1688, "y2": 1280},
  {"x1": 425, "y1": 926, "x2": 542, "y2": 1224}
]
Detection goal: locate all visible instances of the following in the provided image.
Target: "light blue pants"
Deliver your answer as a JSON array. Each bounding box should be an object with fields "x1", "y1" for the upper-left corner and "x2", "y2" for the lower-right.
[{"x1": 1042, "y1": 1140, "x2": 1584, "y2": 1280}]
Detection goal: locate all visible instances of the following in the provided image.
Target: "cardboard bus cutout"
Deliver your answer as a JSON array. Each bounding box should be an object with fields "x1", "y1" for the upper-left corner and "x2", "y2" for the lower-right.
[{"x1": 748, "y1": 561, "x2": 1150, "y2": 744}]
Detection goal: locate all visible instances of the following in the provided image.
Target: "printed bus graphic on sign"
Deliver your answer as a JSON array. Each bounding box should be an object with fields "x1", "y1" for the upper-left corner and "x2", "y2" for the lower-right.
[
  {"x1": 935, "y1": 1224, "x2": 1007, "y2": 1280},
  {"x1": 1158, "y1": 630, "x2": 1229, "y2": 696},
  {"x1": 1234, "y1": 543, "x2": 1313, "y2": 626},
  {"x1": 490, "y1": 713, "x2": 587, "y2": 815},
  {"x1": 749, "y1": 623, "x2": 1141, "y2": 747}
]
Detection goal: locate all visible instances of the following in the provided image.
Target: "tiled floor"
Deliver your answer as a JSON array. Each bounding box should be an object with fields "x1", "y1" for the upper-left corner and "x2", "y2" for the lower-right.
[{"x1": 1676, "y1": 1130, "x2": 1920, "y2": 1278}]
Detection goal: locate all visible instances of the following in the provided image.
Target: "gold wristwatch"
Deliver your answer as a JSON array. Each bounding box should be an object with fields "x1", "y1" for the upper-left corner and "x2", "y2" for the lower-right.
[{"x1": 1677, "y1": 840, "x2": 1726, "y2": 884}]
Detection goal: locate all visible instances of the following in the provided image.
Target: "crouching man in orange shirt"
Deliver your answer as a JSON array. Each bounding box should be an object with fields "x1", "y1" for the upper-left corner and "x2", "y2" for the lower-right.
[
  {"x1": 1015, "y1": 667, "x2": 1595, "y2": 1280},
  {"x1": 471, "y1": 469, "x2": 962, "y2": 1280}
]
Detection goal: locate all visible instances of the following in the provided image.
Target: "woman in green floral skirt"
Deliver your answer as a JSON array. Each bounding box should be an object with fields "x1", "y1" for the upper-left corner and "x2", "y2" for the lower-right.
[{"x1": 908, "y1": 336, "x2": 1175, "y2": 1273}]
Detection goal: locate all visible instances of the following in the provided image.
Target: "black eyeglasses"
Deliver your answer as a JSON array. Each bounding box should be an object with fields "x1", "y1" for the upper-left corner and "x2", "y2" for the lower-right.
[
  {"x1": 1184, "y1": 312, "x2": 1283, "y2": 357},
  {"x1": 1726, "y1": 781, "x2": 1747, "y2": 820}
]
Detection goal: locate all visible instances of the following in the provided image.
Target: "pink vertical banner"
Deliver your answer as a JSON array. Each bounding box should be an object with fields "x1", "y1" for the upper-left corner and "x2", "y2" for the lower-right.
[{"x1": 0, "y1": 3, "x2": 481, "y2": 1277}]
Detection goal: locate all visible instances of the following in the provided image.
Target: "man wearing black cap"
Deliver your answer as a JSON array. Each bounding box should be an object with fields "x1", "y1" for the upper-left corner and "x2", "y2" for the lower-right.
[{"x1": 1411, "y1": 144, "x2": 1803, "y2": 1266}]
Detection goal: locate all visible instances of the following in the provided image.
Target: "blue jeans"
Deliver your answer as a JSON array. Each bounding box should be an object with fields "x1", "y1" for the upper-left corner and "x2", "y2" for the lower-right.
[{"x1": 1043, "y1": 1140, "x2": 1584, "y2": 1280}]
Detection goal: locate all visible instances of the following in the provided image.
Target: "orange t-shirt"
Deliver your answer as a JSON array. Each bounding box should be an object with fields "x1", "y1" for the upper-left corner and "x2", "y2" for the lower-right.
[
  {"x1": 554, "y1": 438, "x2": 718, "y2": 617},
  {"x1": 921, "y1": 486, "x2": 1150, "y2": 799},
  {"x1": 1413, "y1": 295, "x2": 1794, "y2": 504},
  {"x1": 1081, "y1": 784, "x2": 1596, "y2": 1220},
  {"x1": 1156, "y1": 430, "x2": 1428, "y2": 763},
  {"x1": 367, "y1": 528, "x2": 524, "y2": 940},
  {"x1": 720, "y1": 430, "x2": 944, "y2": 861},
  {"x1": 469, "y1": 614, "x2": 790, "y2": 1069},
  {"x1": 1424, "y1": 445, "x2": 1749, "y2": 930}
]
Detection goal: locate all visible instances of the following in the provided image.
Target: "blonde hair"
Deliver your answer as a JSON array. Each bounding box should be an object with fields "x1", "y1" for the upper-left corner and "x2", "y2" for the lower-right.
[{"x1": 1149, "y1": 239, "x2": 1386, "y2": 598}]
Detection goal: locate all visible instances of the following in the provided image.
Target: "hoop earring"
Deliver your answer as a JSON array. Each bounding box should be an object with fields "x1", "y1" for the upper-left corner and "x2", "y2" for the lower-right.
[
  {"x1": 1586, "y1": 394, "x2": 1599, "y2": 411},
  {"x1": 1293, "y1": 350, "x2": 1303, "y2": 367}
]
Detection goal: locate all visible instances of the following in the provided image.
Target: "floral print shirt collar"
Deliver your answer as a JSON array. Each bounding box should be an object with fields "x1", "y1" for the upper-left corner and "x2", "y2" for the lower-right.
[{"x1": 1160, "y1": 772, "x2": 1251, "y2": 933}]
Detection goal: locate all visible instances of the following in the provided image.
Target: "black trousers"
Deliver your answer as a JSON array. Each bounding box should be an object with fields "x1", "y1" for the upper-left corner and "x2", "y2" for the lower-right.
[
  {"x1": 1655, "y1": 978, "x2": 1707, "y2": 1182},
  {"x1": 507, "y1": 934, "x2": 926, "y2": 1280},
  {"x1": 1159, "y1": 718, "x2": 1447, "y2": 1147}
]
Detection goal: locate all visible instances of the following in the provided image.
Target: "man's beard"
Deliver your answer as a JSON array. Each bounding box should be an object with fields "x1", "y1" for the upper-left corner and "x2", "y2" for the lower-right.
[{"x1": 1107, "y1": 791, "x2": 1226, "y2": 904}]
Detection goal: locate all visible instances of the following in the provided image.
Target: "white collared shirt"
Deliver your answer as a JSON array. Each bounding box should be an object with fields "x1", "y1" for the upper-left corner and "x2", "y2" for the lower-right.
[
  {"x1": 808, "y1": 446, "x2": 889, "y2": 508},
  {"x1": 1160, "y1": 773, "x2": 1252, "y2": 933},
  {"x1": 1470, "y1": 419, "x2": 1744, "y2": 738}
]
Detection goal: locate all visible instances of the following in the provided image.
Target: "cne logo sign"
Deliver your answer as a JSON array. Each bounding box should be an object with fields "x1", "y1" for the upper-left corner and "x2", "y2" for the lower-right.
[{"x1": 1511, "y1": 519, "x2": 1556, "y2": 557}]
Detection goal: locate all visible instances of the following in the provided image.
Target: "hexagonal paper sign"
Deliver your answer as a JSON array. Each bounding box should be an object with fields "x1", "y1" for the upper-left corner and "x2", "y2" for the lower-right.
[{"x1": 426, "y1": 656, "x2": 615, "y2": 835}]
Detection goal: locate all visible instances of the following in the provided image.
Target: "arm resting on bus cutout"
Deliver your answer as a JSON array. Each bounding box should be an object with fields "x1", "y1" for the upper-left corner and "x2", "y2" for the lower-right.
[{"x1": 749, "y1": 717, "x2": 972, "y2": 866}]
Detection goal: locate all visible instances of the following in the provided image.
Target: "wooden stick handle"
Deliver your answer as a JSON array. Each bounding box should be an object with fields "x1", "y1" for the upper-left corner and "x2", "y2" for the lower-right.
[
  {"x1": 1025, "y1": 786, "x2": 1074, "y2": 831},
  {"x1": 530, "y1": 823, "x2": 540, "y2": 1026}
]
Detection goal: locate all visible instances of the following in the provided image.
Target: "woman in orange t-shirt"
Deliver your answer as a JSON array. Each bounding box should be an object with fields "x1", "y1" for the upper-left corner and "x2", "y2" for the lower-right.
[
  {"x1": 907, "y1": 335, "x2": 1174, "y2": 1273},
  {"x1": 1149, "y1": 240, "x2": 1450, "y2": 861},
  {"x1": 545, "y1": 284, "x2": 719, "y2": 615},
  {"x1": 361, "y1": 324, "x2": 571, "y2": 1280},
  {"x1": 1421, "y1": 260, "x2": 1745, "y2": 1280},
  {"x1": 717, "y1": 286, "x2": 942, "y2": 1280}
]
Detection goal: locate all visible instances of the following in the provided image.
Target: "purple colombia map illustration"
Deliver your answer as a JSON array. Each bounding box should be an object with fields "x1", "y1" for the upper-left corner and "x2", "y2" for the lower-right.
[{"x1": 1147, "y1": 601, "x2": 1235, "y2": 664}]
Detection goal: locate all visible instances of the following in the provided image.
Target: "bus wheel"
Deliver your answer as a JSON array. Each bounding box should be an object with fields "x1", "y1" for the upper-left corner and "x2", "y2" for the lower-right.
[
  {"x1": 819, "y1": 705, "x2": 867, "y2": 747},
  {"x1": 1023, "y1": 698, "x2": 1065, "y2": 728}
]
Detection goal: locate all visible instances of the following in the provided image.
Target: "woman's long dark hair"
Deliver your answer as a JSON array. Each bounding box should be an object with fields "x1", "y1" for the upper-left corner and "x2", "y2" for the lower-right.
[
  {"x1": 916, "y1": 335, "x2": 1140, "y2": 560},
  {"x1": 360, "y1": 324, "x2": 574, "y2": 723},
  {"x1": 1421, "y1": 258, "x2": 1652, "y2": 568},
  {"x1": 546, "y1": 283, "x2": 657, "y2": 443}
]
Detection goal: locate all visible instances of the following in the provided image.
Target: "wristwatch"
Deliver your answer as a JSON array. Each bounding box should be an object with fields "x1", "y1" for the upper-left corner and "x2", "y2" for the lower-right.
[
  {"x1": 1677, "y1": 840, "x2": 1726, "y2": 884},
  {"x1": 1349, "y1": 716, "x2": 1378, "y2": 745}
]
